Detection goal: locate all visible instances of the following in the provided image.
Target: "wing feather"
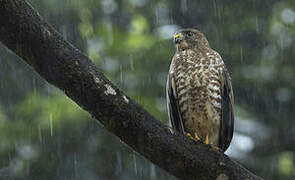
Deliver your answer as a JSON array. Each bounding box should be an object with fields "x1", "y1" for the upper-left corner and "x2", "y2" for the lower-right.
[
  {"x1": 166, "y1": 73, "x2": 185, "y2": 134},
  {"x1": 218, "y1": 69, "x2": 234, "y2": 152}
]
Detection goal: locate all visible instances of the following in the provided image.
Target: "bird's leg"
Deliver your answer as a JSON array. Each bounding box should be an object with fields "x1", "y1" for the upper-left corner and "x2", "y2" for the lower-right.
[
  {"x1": 204, "y1": 135, "x2": 220, "y2": 151},
  {"x1": 205, "y1": 135, "x2": 209, "y2": 145}
]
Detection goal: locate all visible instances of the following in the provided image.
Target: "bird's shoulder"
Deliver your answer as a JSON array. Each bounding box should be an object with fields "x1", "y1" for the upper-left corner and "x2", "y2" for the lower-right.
[{"x1": 204, "y1": 48, "x2": 224, "y2": 66}]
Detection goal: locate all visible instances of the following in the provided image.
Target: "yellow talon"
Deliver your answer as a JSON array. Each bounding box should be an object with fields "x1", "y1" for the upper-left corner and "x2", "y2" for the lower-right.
[
  {"x1": 186, "y1": 133, "x2": 194, "y2": 140},
  {"x1": 213, "y1": 146, "x2": 220, "y2": 151},
  {"x1": 187, "y1": 133, "x2": 219, "y2": 151},
  {"x1": 194, "y1": 132, "x2": 201, "y2": 141},
  {"x1": 186, "y1": 132, "x2": 201, "y2": 142}
]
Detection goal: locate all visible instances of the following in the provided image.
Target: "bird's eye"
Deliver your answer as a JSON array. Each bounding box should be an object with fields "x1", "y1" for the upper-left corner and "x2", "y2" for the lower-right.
[{"x1": 187, "y1": 32, "x2": 193, "y2": 37}]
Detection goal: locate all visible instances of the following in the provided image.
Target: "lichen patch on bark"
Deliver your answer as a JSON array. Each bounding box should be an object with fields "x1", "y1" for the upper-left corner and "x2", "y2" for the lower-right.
[
  {"x1": 216, "y1": 173, "x2": 229, "y2": 180},
  {"x1": 123, "y1": 95, "x2": 129, "y2": 103},
  {"x1": 104, "y1": 84, "x2": 116, "y2": 95}
]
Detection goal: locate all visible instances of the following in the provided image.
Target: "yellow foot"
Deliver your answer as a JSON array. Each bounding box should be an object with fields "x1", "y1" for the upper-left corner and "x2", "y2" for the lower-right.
[
  {"x1": 194, "y1": 132, "x2": 201, "y2": 141},
  {"x1": 186, "y1": 132, "x2": 201, "y2": 142},
  {"x1": 186, "y1": 133, "x2": 194, "y2": 140}
]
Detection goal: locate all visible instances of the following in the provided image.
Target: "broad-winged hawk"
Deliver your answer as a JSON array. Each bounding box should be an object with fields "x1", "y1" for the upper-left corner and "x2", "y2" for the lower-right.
[{"x1": 166, "y1": 28, "x2": 234, "y2": 152}]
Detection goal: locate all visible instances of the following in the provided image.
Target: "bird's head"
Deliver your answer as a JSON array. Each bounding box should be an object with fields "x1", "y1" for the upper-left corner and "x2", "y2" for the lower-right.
[{"x1": 173, "y1": 28, "x2": 209, "y2": 51}]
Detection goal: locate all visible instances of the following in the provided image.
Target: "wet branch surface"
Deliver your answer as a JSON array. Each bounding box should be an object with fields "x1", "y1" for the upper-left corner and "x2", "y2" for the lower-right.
[{"x1": 0, "y1": 0, "x2": 263, "y2": 179}]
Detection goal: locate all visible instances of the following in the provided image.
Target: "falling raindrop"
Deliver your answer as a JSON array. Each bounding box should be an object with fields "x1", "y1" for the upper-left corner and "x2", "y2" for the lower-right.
[
  {"x1": 115, "y1": 152, "x2": 122, "y2": 174},
  {"x1": 38, "y1": 125, "x2": 42, "y2": 143},
  {"x1": 150, "y1": 164, "x2": 156, "y2": 180},
  {"x1": 240, "y1": 47, "x2": 243, "y2": 63},
  {"x1": 129, "y1": 55, "x2": 134, "y2": 71},
  {"x1": 74, "y1": 152, "x2": 78, "y2": 178},
  {"x1": 213, "y1": 0, "x2": 217, "y2": 16},
  {"x1": 49, "y1": 113, "x2": 53, "y2": 136},
  {"x1": 32, "y1": 78, "x2": 36, "y2": 94},
  {"x1": 133, "y1": 152, "x2": 137, "y2": 176},
  {"x1": 120, "y1": 64, "x2": 123, "y2": 83},
  {"x1": 106, "y1": 22, "x2": 113, "y2": 46},
  {"x1": 8, "y1": 152, "x2": 11, "y2": 162},
  {"x1": 61, "y1": 24, "x2": 67, "y2": 40},
  {"x1": 181, "y1": 0, "x2": 187, "y2": 14},
  {"x1": 148, "y1": 74, "x2": 152, "y2": 84},
  {"x1": 255, "y1": 16, "x2": 259, "y2": 33},
  {"x1": 154, "y1": 3, "x2": 169, "y2": 25}
]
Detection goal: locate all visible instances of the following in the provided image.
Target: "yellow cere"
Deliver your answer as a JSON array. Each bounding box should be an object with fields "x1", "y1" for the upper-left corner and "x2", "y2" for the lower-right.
[{"x1": 174, "y1": 34, "x2": 180, "y2": 38}]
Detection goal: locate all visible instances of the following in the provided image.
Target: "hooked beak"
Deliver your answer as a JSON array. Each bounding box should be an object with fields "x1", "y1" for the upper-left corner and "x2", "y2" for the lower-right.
[{"x1": 173, "y1": 33, "x2": 181, "y2": 44}]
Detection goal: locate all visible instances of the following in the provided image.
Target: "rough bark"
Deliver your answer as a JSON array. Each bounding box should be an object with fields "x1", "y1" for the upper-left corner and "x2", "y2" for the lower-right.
[{"x1": 0, "y1": 0, "x2": 263, "y2": 179}]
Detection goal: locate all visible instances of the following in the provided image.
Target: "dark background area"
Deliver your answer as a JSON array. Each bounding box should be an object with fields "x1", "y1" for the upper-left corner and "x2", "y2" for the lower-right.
[{"x1": 0, "y1": 0, "x2": 295, "y2": 179}]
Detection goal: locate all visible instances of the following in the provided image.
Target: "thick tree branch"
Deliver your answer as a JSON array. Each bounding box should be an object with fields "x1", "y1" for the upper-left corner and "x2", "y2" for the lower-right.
[{"x1": 0, "y1": 1, "x2": 263, "y2": 179}]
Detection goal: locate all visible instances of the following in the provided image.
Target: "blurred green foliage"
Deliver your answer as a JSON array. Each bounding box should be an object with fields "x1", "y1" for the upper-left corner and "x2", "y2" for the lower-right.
[{"x1": 0, "y1": 0, "x2": 295, "y2": 179}]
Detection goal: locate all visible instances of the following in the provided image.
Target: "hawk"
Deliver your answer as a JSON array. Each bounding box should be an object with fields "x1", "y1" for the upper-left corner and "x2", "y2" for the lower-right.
[{"x1": 166, "y1": 28, "x2": 234, "y2": 152}]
